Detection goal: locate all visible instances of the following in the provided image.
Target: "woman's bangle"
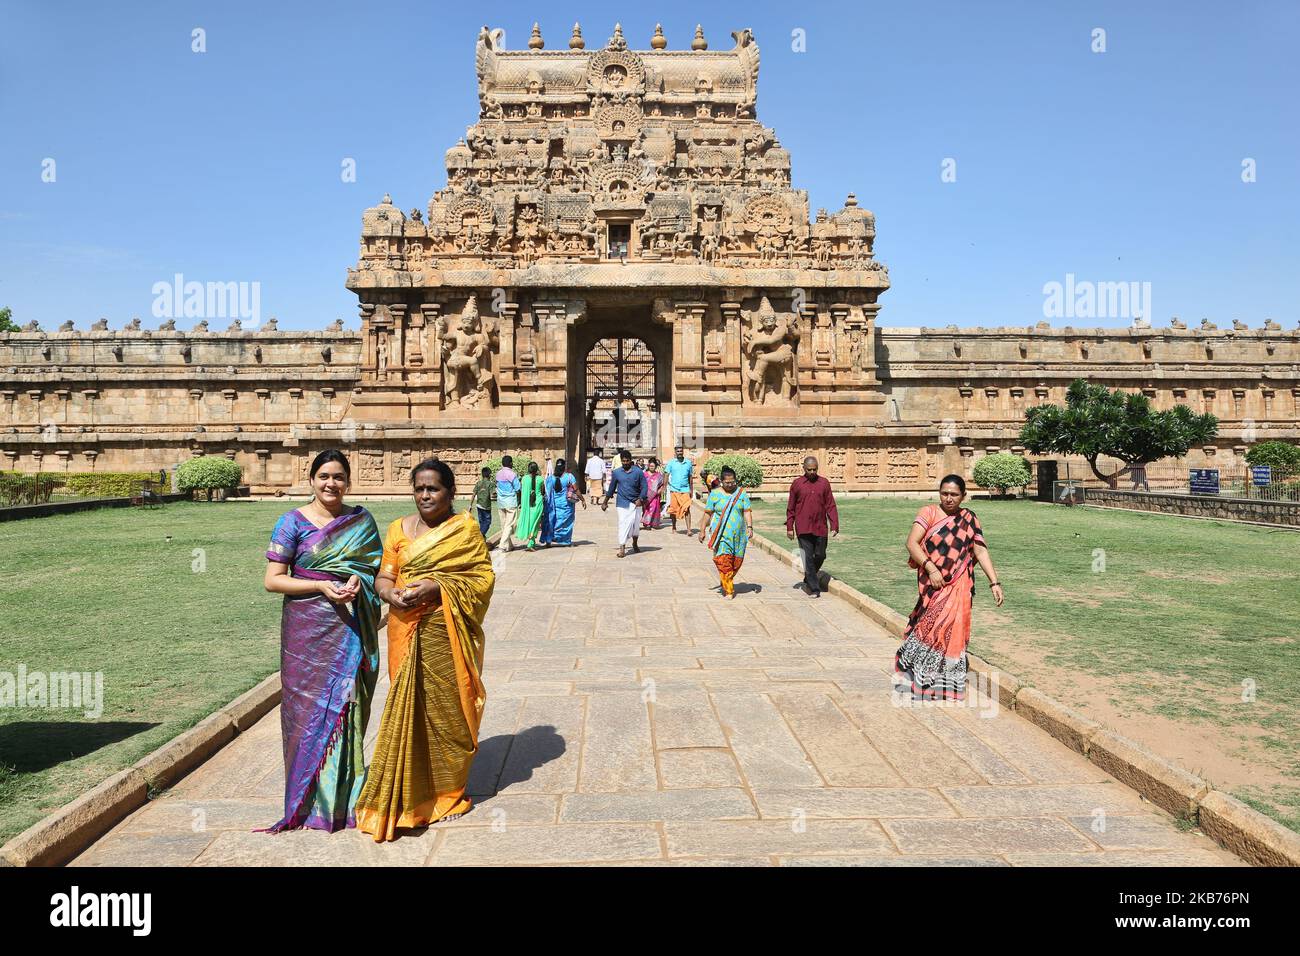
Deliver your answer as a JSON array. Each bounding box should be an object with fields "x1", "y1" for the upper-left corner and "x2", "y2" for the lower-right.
[{"x1": 989, "y1": 581, "x2": 1000, "y2": 588}]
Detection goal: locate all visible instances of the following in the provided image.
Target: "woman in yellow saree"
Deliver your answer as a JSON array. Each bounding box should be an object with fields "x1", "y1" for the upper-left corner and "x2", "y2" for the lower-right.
[{"x1": 354, "y1": 458, "x2": 495, "y2": 841}]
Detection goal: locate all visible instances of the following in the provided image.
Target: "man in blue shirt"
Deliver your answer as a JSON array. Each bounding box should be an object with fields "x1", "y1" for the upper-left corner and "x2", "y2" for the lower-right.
[
  {"x1": 600, "y1": 449, "x2": 649, "y2": 557},
  {"x1": 495, "y1": 454, "x2": 522, "y2": 552},
  {"x1": 663, "y1": 446, "x2": 695, "y2": 535}
]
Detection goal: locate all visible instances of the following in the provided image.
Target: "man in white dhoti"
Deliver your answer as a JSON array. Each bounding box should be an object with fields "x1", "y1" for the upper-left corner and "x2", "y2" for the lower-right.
[
  {"x1": 600, "y1": 449, "x2": 649, "y2": 558},
  {"x1": 584, "y1": 450, "x2": 606, "y2": 505}
]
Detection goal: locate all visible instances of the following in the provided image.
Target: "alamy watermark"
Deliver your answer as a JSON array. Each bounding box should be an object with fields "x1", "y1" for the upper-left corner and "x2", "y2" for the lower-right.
[
  {"x1": 590, "y1": 410, "x2": 708, "y2": 455},
  {"x1": 1, "y1": 665, "x2": 103, "y2": 718},
  {"x1": 50, "y1": 886, "x2": 150, "y2": 936},
  {"x1": 152, "y1": 273, "x2": 261, "y2": 327},
  {"x1": 1042, "y1": 273, "x2": 1152, "y2": 323}
]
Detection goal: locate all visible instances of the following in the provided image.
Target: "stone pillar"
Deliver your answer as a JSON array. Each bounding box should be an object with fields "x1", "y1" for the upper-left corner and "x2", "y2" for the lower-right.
[
  {"x1": 359, "y1": 302, "x2": 393, "y2": 382},
  {"x1": 496, "y1": 299, "x2": 523, "y2": 419},
  {"x1": 530, "y1": 300, "x2": 571, "y2": 368},
  {"x1": 674, "y1": 301, "x2": 707, "y2": 372},
  {"x1": 719, "y1": 299, "x2": 742, "y2": 374},
  {"x1": 419, "y1": 302, "x2": 443, "y2": 396},
  {"x1": 389, "y1": 303, "x2": 408, "y2": 378},
  {"x1": 861, "y1": 302, "x2": 882, "y2": 387}
]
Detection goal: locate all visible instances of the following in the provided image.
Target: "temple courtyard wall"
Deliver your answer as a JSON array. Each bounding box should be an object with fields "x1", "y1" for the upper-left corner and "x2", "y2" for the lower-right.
[{"x1": 3, "y1": 322, "x2": 1296, "y2": 494}]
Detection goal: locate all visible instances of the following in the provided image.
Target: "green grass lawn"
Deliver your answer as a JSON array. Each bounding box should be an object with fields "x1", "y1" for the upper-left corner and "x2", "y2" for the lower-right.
[
  {"x1": 0, "y1": 498, "x2": 490, "y2": 845},
  {"x1": 753, "y1": 497, "x2": 1300, "y2": 832}
]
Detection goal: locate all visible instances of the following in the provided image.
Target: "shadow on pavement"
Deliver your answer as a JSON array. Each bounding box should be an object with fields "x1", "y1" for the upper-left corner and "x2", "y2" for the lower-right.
[{"x1": 470, "y1": 724, "x2": 566, "y2": 795}]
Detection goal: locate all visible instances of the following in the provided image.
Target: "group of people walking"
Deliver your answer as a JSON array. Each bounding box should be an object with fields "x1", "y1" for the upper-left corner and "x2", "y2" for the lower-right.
[
  {"x1": 485, "y1": 447, "x2": 701, "y2": 556},
  {"x1": 260, "y1": 448, "x2": 1005, "y2": 842},
  {"x1": 479, "y1": 456, "x2": 586, "y2": 552}
]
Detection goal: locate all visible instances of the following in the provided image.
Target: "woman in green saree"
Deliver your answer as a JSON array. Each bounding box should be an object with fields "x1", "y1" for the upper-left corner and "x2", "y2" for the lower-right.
[{"x1": 517, "y1": 460, "x2": 547, "y2": 551}]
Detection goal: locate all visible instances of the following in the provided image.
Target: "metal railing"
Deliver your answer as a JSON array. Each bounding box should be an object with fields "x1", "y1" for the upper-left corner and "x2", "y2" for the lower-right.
[{"x1": 1051, "y1": 459, "x2": 1300, "y2": 502}]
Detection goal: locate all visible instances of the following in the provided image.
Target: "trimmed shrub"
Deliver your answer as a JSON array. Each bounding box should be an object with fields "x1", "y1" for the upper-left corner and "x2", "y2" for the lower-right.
[
  {"x1": 59, "y1": 471, "x2": 168, "y2": 498},
  {"x1": 178, "y1": 456, "x2": 242, "y2": 498},
  {"x1": 481, "y1": 455, "x2": 535, "y2": 478},
  {"x1": 0, "y1": 473, "x2": 64, "y2": 506},
  {"x1": 1245, "y1": 440, "x2": 1300, "y2": 479},
  {"x1": 973, "y1": 452, "x2": 1032, "y2": 496},
  {"x1": 699, "y1": 453, "x2": 763, "y2": 488}
]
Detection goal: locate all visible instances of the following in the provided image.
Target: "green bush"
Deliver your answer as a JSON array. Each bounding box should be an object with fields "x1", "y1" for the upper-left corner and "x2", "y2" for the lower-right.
[
  {"x1": 481, "y1": 455, "x2": 535, "y2": 478},
  {"x1": 973, "y1": 452, "x2": 1032, "y2": 496},
  {"x1": 0, "y1": 473, "x2": 64, "y2": 506},
  {"x1": 1245, "y1": 440, "x2": 1300, "y2": 479},
  {"x1": 59, "y1": 472, "x2": 168, "y2": 498},
  {"x1": 699, "y1": 453, "x2": 764, "y2": 488},
  {"x1": 177, "y1": 456, "x2": 242, "y2": 497}
]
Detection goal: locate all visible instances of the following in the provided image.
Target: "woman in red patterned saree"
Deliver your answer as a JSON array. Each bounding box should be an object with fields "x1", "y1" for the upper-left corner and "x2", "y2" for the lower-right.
[{"x1": 894, "y1": 474, "x2": 1004, "y2": 701}]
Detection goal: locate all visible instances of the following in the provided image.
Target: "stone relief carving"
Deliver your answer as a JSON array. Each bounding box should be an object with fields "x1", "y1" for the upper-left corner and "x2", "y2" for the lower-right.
[
  {"x1": 349, "y1": 26, "x2": 888, "y2": 282},
  {"x1": 438, "y1": 294, "x2": 499, "y2": 408},
  {"x1": 358, "y1": 451, "x2": 386, "y2": 486},
  {"x1": 742, "y1": 296, "x2": 799, "y2": 406}
]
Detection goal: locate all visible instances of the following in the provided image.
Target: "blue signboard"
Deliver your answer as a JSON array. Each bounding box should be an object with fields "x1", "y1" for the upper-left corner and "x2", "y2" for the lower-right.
[
  {"x1": 1251, "y1": 465, "x2": 1272, "y2": 486},
  {"x1": 1189, "y1": 468, "x2": 1220, "y2": 496}
]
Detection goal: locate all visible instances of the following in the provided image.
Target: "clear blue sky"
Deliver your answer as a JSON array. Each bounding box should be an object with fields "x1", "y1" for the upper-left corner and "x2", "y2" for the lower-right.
[{"x1": 2, "y1": 0, "x2": 1296, "y2": 330}]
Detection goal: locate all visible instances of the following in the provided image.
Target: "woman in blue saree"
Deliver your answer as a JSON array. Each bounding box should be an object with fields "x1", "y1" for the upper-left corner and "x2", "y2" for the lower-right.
[
  {"x1": 548, "y1": 458, "x2": 585, "y2": 546},
  {"x1": 538, "y1": 457, "x2": 559, "y2": 546},
  {"x1": 261, "y1": 449, "x2": 382, "y2": 832}
]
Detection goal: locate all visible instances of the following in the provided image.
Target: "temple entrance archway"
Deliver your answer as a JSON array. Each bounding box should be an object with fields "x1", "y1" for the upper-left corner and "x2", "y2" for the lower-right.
[
  {"x1": 585, "y1": 336, "x2": 655, "y2": 453},
  {"x1": 566, "y1": 307, "x2": 672, "y2": 487}
]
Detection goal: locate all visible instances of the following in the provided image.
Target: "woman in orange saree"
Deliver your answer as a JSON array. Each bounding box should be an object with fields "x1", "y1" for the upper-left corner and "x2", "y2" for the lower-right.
[
  {"x1": 894, "y1": 475, "x2": 1004, "y2": 701},
  {"x1": 354, "y1": 458, "x2": 495, "y2": 841}
]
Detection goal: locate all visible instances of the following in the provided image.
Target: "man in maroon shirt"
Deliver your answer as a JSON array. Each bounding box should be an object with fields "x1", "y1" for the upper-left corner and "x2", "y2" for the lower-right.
[{"x1": 786, "y1": 456, "x2": 839, "y2": 598}]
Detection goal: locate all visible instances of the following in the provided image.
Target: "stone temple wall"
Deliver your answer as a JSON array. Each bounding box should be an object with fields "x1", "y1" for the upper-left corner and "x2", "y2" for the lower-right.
[{"x1": 3, "y1": 321, "x2": 1296, "y2": 494}]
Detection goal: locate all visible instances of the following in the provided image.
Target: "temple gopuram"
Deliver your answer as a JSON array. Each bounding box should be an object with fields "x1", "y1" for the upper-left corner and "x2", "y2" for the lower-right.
[{"x1": 2, "y1": 24, "x2": 1298, "y2": 493}]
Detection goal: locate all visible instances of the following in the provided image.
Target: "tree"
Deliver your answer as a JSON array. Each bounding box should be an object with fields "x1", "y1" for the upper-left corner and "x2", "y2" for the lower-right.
[
  {"x1": 973, "y1": 452, "x2": 1032, "y2": 497},
  {"x1": 1245, "y1": 441, "x2": 1300, "y2": 479},
  {"x1": 699, "y1": 453, "x2": 764, "y2": 488},
  {"x1": 0, "y1": 306, "x2": 17, "y2": 333},
  {"x1": 1019, "y1": 379, "x2": 1218, "y2": 488},
  {"x1": 177, "y1": 456, "x2": 243, "y2": 500},
  {"x1": 481, "y1": 455, "x2": 534, "y2": 477}
]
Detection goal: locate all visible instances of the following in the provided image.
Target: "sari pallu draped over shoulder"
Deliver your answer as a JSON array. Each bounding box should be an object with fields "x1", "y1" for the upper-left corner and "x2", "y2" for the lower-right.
[
  {"x1": 262, "y1": 507, "x2": 382, "y2": 833},
  {"x1": 355, "y1": 510, "x2": 495, "y2": 841},
  {"x1": 894, "y1": 505, "x2": 985, "y2": 702}
]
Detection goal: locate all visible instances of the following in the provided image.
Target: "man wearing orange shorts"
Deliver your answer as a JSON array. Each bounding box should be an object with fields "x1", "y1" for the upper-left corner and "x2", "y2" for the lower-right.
[{"x1": 664, "y1": 445, "x2": 694, "y2": 535}]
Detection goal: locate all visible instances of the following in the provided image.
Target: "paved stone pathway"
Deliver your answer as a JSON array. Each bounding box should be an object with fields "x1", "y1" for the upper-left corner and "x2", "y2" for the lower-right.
[{"x1": 72, "y1": 507, "x2": 1239, "y2": 866}]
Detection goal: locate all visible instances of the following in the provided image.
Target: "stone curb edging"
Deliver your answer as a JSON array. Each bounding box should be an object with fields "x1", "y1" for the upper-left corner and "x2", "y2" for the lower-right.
[
  {"x1": 0, "y1": 673, "x2": 282, "y2": 867},
  {"x1": 738, "y1": 514, "x2": 1300, "y2": 867},
  {"x1": 0, "y1": 493, "x2": 190, "y2": 523}
]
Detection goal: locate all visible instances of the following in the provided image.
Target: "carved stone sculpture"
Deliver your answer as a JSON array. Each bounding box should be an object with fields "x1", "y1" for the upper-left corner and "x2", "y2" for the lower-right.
[
  {"x1": 439, "y1": 294, "x2": 498, "y2": 408},
  {"x1": 742, "y1": 295, "x2": 799, "y2": 405}
]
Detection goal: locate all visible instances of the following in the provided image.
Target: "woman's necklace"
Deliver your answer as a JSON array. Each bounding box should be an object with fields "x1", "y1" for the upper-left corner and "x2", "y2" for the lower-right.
[{"x1": 410, "y1": 509, "x2": 450, "y2": 540}]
